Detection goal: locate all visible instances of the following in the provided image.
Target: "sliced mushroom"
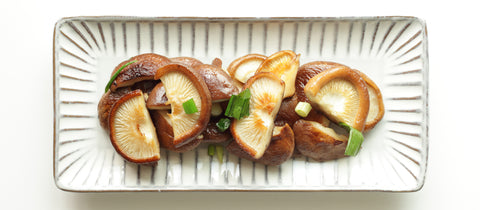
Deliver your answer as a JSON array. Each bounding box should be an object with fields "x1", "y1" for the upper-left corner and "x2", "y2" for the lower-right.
[
  {"x1": 354, "y1": 70, "x2": 385, "y2": 131},
  {"x1": 150, "y1": 110, "x2": 202, "y2": 152},
  {"x1": 110, "y1": 53, "x2": 170, "y2": 91},
  {"x1": 193, "y1": 64, "x2": 239, "y2": 102},
  {"x1": 154, "y1": 64, "x2": 212, "y2": 147},
  {"x1": 146, "y1": 82, "x2": 170, "y2": 110},
  {"x1": 296, "y1": 61, "x2": 345, "y2": 102},
  {"x1": 227, "y1": 54, "x2": 267, "y2": 84},
  {"x1": 227, "y1": 124, "x2": 295, "y2": 165},
  {"x1": 108, "y1": 89, "x2": 160, "y2": 163},
  {"x1": 256, "y1": 50, "x2": 300, "y2": 98},
  {"x1": 170, "y1": 57, "x2": 203, "y2": 68},
  {"x1": 304, "y1": 66, "x2": 370, "y2": 131},
  {"x1": 98, "y1": 87, "x2": 133, "y2": 129},
  {"x1": 293, "y1": 119, "x2": 347, "y2": 162},
  {"x1": 230, "y1": 72, "x2": 285, "y2": 159}
]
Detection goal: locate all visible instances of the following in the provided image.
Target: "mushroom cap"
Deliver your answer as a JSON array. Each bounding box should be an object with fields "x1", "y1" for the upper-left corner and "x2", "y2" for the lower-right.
[
  {"x1": 227, "y1": 124, "x2": 295, "y2": 165},
  {"x1": 150, "y1": 110, "x2": 202, "y2": 152},
  {"x1": 304, "y1": 66, "x2": 370, "y2": 131},
  {"x1": 170, "y1": 57, "x2": 204, "y2": 68},
  {"x1": 296, "y1": 61, "x2": 345, "y2": 102},
  {"x1": 97, "y1": 87, "x2": 133, "y2": 129},
  {"x1": 353, "y1": 69, "x2": 385, "y2": 131},
  {"x1": 146, "y1": 82, "x2": 170, "y2": 110},
  {"x1": 110, "y1": 53, "x2": 170, "y2": 91},
  {"x1": 256, "y1": 50, "x2": 300, "y2": 98},
  {"x1": 227, "y1": 53, "x2": 267, "y2": 84},
  {"x1": 108, "y1": 89, "x2": 160, "y2": 163},
  {"x1": 230, "y1": 72, "x2": 285, "y2": 159},
  {"x1": 293, "y1": 120, "x2": 347, "y2": 162},
  {"x1": 154, "y1": 63, "x2": 212, "y2": 147},
  {"x1": 193, "y1": 64, "x2": 239, "y2": 102}
]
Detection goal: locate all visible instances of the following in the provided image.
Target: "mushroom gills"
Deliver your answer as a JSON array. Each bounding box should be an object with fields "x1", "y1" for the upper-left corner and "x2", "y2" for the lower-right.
[
  {"x1": 109, "y1": 90, "x2": 160, "y2": 163},
  {"x1": 313, "y1": 79, "x2": 360, "y2": 126},
  {"x1": 231, "y1": 73, "x2": 285, "y2": 159}
]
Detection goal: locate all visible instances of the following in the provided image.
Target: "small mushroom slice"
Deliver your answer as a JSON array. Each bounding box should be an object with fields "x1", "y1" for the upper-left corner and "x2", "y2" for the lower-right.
[
  {"x1": 227, "y1": 54, "x2": 267, "y2": 84},
  {"x1": 256, "y1": 50, "x2": 300, "y2": 98},
  {"x1": 170, "y1": 57, "x2": 203, "y2": 68},
  {"x1": 150, "y1": 110, "x2": 202, "y2": 152},
  {"x1": 354, "y1": 70, "x2": 385, "y2": 131},
  {"x1": 110, "y1": 53, "x2": 170, "y2": 91},
  {"x1": 296, "y1": 61, "x2": 345, "y2": 102},
  {"x1": 293, "y1": 120, "x2": 347, "y2": 162},
  {"x1": 304, "y1": 66, "x2": 370, "y2": 131},
  {"x1": 193, "y1": 64, "x2": 239, "y2": 102},
  {"x1": 108, "y1": 89, "x2": 160, "y2": 163},
  {"x1": 146, "y1": 83, "x2": 170, "y2": 110},
  {"x1": 154, "y1": 64, "x2": 212, "y2": 147},
  {"x1": 230, "y1": 72, "x2": 285, "y2": 159},
  {"x1": 227, "y1": 124, "x2": 295, "y2": 165},
  {"x1": 98, "y1": 87, "x2": 133, "y2": 129}
]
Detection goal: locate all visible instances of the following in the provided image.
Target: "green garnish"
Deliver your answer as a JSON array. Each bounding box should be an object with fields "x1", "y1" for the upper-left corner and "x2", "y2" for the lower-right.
[
  {"x1": 216, "y1": 118, "x2": 231, "y2": 132},
  {"x1": 339, "y1": 122, "x2": 364, "y2": 156},
  {"x1": 224, "y1": 89, "x2": 251, "y2": 120},
  {"x1": 208, "y1": 144, "x2": 215, "y2": 156},
  {"x1": 207, "y1": 144, "x2": 224, "y2": 163},
  {"x1": 104, "y1": 60, "x2": 137, "y2": 93},
  {"x1": 295, "y1": 102, "x2": 312, "y2": 117},
  {"x1": 182, "y1": 98, "x2": 198, "y2": 114},
  {"x1": 215, "y1": 145, "x2": 224, "y2": 163}
]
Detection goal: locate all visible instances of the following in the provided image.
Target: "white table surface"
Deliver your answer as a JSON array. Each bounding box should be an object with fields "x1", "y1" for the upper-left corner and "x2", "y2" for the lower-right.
[{"x1": 1, "y1": 0, "x2": 478, "y2": 209}]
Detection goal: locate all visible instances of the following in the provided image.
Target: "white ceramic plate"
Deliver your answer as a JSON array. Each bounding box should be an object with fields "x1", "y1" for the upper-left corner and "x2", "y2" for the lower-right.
[{"x1": 53, "y1": 16, "x2": 428, "y2": 192}]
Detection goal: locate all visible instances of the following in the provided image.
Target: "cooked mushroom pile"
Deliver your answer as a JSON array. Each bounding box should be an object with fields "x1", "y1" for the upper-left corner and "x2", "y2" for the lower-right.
[{"x1": 98, "y1": 51, "x2": 384, "y2": 165}]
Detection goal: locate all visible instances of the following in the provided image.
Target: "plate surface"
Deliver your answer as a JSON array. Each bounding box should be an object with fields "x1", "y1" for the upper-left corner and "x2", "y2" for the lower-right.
[{"x1": 53, "y1": 16, "x2": 428, "y2": 192}]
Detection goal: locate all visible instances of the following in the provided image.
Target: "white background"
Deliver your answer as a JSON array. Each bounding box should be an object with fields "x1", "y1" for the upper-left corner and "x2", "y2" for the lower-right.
[{"x1": 1, "y1": 0, "x2": 478, "y2": 209}]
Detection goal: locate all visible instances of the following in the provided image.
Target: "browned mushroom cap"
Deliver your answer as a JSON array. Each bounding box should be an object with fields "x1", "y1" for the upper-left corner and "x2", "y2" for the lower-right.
[
  {"x1": 211, "y1": 58, "x2": 223, "y2": 68},
  {"x1": 170, "y1": 57, "x2": 203, "y2": 68},
  {"x1": 108, "y1": 89, "x2": 160, "y2": 163},
  {"x1": 304, "y1": 66, "x2": 370, "y2": 131},
  {"x1": 230, "y1": 72, "x2": 285, "y2": 159},
  {"x1": 150, "y1": 110, "x2": 202, "y2": 152},
  {"x1": 110, "y1": 53, "x2": 170, "y2": 91},
  {"x1": 199, "y1": 117, "x2": 232, "y2": 144},
  {"x1": 227, "y1": 124, "x2": 295, "y2": 165},
  {"x1": 293, "y1": 120, "x2": 347, "y2": 162},
  {"x1": 256, "y1": 50, "x2": 300, "y2": 98},
  {"x1": 154, "y1": 64, "x2": 212, "y2": 147},
  {"x1": 295, "y1": 61, "x2": 345, "y2": 102},
  {"x1": 97, "y1": 87, "x2": 132, "y2": 129},
  {"x1": 193, "y1": 64, "x2": 239, "y2": 102},
  {"x1": 353, "y1": 70, "x2": 385, "y2": 131},
  {"x1": 227, "y1": 54, "x2": 267, "y2": 84},
  {"x1": 146, "y1": 82, "x2": 169, "y2": 110}
]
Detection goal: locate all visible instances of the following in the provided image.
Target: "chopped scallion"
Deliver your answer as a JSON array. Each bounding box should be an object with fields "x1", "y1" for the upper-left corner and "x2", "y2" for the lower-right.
[
  {"x1": 104, "y1": 60, "x2": 137, "y2": 93},
  {"x1": 208, "y1": 144, "x2": 215, "y2": 156},
  {"x1": 216, "y1": 118, "x2": 231, "y2": 132},
  {"x1": 182, "y1": 98, "x2": 198, "y2": 114},
  {"x1": 295, "y1": 102, "x2": 312, "y2": 117},
  {"x1": 224, "y1": 89, "x2": 251, "y2": 120},
  {"x1": 215, "y1": 145, "x2": 224, "y2": 163},
  {"x1": 339, "y1": 122, "x2": 364, "y2": 156}
]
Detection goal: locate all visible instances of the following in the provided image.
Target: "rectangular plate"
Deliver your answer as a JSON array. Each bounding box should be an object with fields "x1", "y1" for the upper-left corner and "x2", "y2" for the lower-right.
[{"x1": 53, "y1": 16, "x2": 428, "y2": 192}]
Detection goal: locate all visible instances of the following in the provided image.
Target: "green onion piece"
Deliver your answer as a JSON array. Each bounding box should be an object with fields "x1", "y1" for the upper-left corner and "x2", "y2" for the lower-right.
[
  {"x1": 215, "y1": 145, "x2": 224, "y2": 163},
  {"x1": 224, "y1": 89, "x2": 251, "y2": 120},
  {"x1": 208, "y1": 144, "x2": 215, "y2": 156},
  {"x1": 339, "y1": 122, "x2": 364, "y2": 156},
  {"x1": 224, "y1": 95, "x2": 237, "y2": 117},
  {"x1": 182, "y1": 98, "x2": 198, "y2": 114},
  {"x1": 216, "y1": 118, "x2": 231, "y2": 132},
  {"x1": 104, "y1": 60, "x2": 137, "y2": 93},
  {"x1": 295, "y1": 102, "x2": 312, "y2": 117}
]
